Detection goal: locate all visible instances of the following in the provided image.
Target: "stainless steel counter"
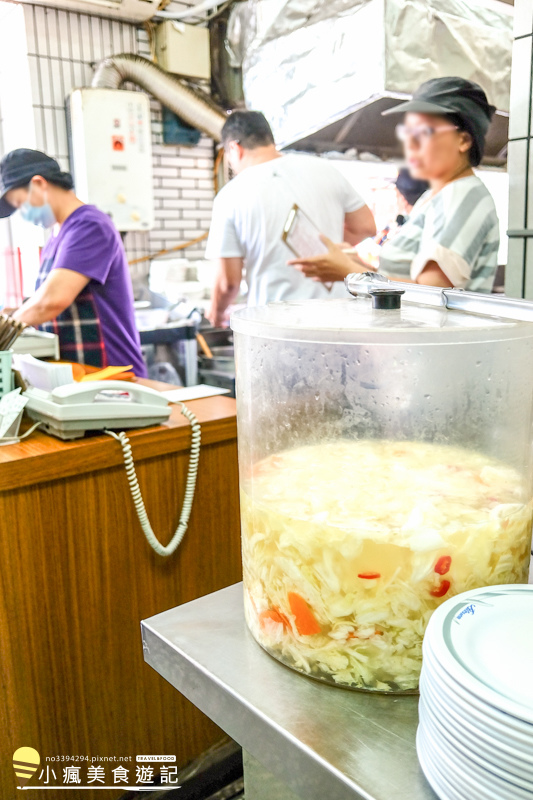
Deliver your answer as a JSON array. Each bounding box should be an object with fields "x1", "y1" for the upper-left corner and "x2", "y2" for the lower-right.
[{"x1": 141, "y1": 583, "x2": 437, "y2": 800}]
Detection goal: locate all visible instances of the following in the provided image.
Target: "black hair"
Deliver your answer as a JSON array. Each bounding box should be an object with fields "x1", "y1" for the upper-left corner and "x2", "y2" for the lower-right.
[
  {"x1": 400, "y1": 186, "x2": 426, "y2": 206},
  {"x1": 395, "y1": 168, "x2": 429, "y2": 206},
  {"x1": 19, "y1": 173, "x2": 74, "y2": 192},
  {"x1": 446, "y1": 112, "x2": 481, "y2": 167},
  {"x1": 221, "y1": 111, "x2": 275, "y2": 150}
]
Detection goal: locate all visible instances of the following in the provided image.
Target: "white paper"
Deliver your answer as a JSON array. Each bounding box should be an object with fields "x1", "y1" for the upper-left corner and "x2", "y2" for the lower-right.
[
  {"x1": 0, "y1": 388, "x2": 27, "y2": 438},
  {"x1": 13, "y1": 354, "x2": 74, "y2": 391},
  {"x1": 161, "y1": 384, "x2": 230, "y2": 403}
]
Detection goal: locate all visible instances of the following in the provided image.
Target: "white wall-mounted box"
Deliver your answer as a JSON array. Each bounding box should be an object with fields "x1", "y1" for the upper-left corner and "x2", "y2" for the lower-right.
[
  {"x1": 16, "y1": 0, "x2": 160, "y2": 22},
  {"x1": 67, "y1": 88, "x2": 154, "y2": 233},
  {"x1": 155, "y1": 21, "x2": 211, "y2": 80}
]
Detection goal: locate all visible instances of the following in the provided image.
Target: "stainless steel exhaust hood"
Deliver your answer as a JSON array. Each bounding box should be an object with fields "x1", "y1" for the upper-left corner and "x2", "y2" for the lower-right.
[{"x1": 227, "y1": 0, "x2": 513, "y2": 163}]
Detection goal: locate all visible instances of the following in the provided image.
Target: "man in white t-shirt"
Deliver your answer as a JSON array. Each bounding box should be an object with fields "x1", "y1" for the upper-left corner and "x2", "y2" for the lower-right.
[{"x1": 205, "y1": 111, "x2": 376, "y2": 325}]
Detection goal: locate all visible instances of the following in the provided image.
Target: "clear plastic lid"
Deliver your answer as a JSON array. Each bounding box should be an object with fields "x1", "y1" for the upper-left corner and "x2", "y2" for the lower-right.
[{"x1": 231, "y1": 279, "x2": 533, "y2": 345}]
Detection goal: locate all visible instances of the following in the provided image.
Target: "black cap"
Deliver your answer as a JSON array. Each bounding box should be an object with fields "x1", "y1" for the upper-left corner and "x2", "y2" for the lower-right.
[
  {"x1": 395, "y1": 168, "x2": 429, "y2": 206},
  {"x1": 369, "y1": 288, "x2": 405, "y2": 310},
  {"x1": 383, "y1": 77, "x2": 496, "y2": 166},
  {"x1": 0, "y1": 148, "x2": 74, "y2": 218}
]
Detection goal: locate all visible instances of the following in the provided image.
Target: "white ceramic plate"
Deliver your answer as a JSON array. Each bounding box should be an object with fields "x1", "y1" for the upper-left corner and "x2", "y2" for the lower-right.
[
  {"x1": 420, "y1": 659, "x2": 533, "y2": 756},
  {"x1": 417, "y1": 728, "x2": 469, "y2": 800},
  {"x1": 422, "y1": 647, "x2": 533, "y2": 745},
  {"x1": 417, "y1": 727, "x2": 488, "y2": 800},
  {"x1": 418, "y1": 719, "x2": 527, "y2": 800},
  {"x1": 418, "y1": 709, "x2": 533, "y2": 800},
  {"x1": 423, "y1": 585, "x2": 533, "y2": 724},
  {"x1": 418, "y1": 728, "x2": 499, "y2": 800},
  {"x1": 419, "y1": 690, "x2": 530, "y2": 780},
  {"x1": 419, "y1": 697, "x2": 533, "y2": 791},
  {"x1": 420, "y1": 671, "x2": 533, "y2": 777}
]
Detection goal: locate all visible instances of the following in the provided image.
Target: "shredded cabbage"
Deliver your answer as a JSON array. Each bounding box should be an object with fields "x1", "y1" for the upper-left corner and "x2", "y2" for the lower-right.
[{"x1": 241, "y1": 440, "x2": 533, "y2": 692}]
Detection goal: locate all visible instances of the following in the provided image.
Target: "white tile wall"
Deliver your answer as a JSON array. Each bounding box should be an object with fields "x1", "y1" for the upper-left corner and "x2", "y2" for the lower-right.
[
  {"x1": 508, "y1": 139, "x2": 528, "y2": 232},
  {"x1": 506, "y1": 237, "x2": 526, "y2": 298},
  {"x1": 506, "y1": 0, "x2": 533, "y2": 298},
  {"x1": 514, "y1": 0, "x2": 533, "y2": 38},
  {"x1": 508, "y1": 35, "x2": 533, "y2": 141},
  {"x1": 20, "y1": 2, "x2": 215, "y2": 289}
]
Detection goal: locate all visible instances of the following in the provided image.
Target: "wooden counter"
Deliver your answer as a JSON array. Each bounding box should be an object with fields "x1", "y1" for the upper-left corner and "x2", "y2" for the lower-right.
[{"x1": 0, "y1": 384, "x2": 242, "y2": 799}]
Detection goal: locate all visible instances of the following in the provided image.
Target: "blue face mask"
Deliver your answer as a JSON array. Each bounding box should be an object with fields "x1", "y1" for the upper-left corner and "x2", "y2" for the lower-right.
[{"x1": 20, "y1": 201, "x2": 56, "y2": 229}]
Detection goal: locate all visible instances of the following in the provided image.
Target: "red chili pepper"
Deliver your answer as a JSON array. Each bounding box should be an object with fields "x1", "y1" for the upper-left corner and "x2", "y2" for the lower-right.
[
  {"x1": 358, "y1": 572, "x2": 381, "y2": 580},
  {"x1": 430, "y1": 580, "x2": 451, "y2": 598},
  {"x1": 434, "y1": 555, "x2": 452, "y2": 575}
]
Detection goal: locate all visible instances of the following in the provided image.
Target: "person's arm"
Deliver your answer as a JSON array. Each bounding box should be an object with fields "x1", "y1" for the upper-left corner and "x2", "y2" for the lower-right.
[
  {"x1": 335, "y1": 169, "x2": 376, "y2": 246},
  {"x1": 12, "y1": 268, "x2": 90, "y2": 326},
  {"x1": 289, "y1": 236, "x2": 373, "y2": 282},
  {"x1": 206, "y1": 257, "x2": 243, "y2": 327},
  {"x1": 289, "y1": 237, "x2": 452, "y2": 288},
  {"x1": 415, "y1": 260, "x2": 452, "y2": 288},
  {"x1": 408, "y1": 181, "x2": 498, "y2": 290},
  {"x1": 343, "y1": 207, "x2": 377, "y2": 246}
]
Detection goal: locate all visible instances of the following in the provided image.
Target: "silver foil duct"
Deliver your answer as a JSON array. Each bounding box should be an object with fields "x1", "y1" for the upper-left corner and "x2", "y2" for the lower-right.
[{"x1": 227, "y1": 0, "x2": 513, "y2": 153}]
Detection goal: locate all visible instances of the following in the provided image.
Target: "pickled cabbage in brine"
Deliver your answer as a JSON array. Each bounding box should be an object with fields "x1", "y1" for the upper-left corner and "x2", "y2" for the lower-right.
[{"x1": 241, "y1": 440, "x2": 533, "y2": 692}]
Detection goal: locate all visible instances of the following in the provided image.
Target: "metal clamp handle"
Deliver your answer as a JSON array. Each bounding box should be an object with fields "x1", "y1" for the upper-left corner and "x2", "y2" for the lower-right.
[{"x1": 344, "y1": 272, "x2": 533, "y2": 323}]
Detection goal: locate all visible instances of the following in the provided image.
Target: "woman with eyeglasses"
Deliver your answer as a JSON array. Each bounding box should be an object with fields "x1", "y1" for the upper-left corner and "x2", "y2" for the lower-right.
[{"x1": 289, "y1": 77, "x2": 499, "y2": 292}]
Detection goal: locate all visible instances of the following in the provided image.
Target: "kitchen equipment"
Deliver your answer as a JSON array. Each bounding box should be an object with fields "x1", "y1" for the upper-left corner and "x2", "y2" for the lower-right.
[
  {"x1": 200, "y1": 345, "x2": 235, "y2": 373},
  {"x1": 418, "y1": 585, "x2": 533, "y2": 800},
  {"x1": 140, "y1": 319, "x2": 198, "y2": 387},
  {"x1": 196, "y1": 332, "x2": 214, "y2": 359},
  {"x1": 198, "y1": 327, "x2": 235, "y2": 397},
  {"x1": 231, "y1": 275, "x2": 533, "y2": 693}
]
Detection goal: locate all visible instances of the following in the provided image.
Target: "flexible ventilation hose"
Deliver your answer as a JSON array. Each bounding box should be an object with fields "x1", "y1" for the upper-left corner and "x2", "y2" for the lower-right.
[
  {"x1": 91, "y1": 54, "x2": 226, "y2": 142},
  {"x1": 106, "y1": 403, "x2": 201, "y2": 557}
]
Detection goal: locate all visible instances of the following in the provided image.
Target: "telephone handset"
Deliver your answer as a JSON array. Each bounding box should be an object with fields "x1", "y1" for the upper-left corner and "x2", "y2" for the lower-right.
[
  {"x1": 23, "y1": 381, "x2": 200, "y2": 558},
  {"x1": 24, "y1": 380, "x2": 171, "y2": 437}
]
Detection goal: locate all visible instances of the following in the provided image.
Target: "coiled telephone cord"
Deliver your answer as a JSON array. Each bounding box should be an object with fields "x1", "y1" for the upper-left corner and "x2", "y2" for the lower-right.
[{"x1": 106, "y1": 403, "x2": 201, "y2": 557}]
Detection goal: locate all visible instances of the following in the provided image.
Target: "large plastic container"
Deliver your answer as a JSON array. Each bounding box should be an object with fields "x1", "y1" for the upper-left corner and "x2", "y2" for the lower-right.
[{"x1": 231, "y1": 279, "x2": 533, "y2": 693}]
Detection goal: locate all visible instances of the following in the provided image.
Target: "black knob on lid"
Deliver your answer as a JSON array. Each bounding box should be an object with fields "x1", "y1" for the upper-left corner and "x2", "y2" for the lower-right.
[{"x1": 369, "y1": 288, "x2": 405, "y2": 310}]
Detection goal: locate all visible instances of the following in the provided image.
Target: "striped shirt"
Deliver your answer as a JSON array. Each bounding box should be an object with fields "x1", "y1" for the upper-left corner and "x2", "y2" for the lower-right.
[{"x1": 379, "y1": 175, "x2": 499, "y2": 293}]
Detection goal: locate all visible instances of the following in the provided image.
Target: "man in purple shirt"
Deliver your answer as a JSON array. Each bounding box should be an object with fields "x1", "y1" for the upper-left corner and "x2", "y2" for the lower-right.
[{"x1": 0, "y1": 148, "x2": 147, "y2": 377}]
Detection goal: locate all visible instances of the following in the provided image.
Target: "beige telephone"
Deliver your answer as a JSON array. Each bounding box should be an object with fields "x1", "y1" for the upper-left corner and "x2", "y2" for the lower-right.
[
  {"x1": 23, "y1": 381, "x2": 201, "y2": 558},
  {"x1": 23, "y1": 380, "x2": 171, "y2": 440}
]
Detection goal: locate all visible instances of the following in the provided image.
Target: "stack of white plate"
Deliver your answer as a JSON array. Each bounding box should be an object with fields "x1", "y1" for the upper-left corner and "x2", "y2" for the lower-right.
[{"x1": 417, "y1": 584, "x2": 533, "y2": 800}]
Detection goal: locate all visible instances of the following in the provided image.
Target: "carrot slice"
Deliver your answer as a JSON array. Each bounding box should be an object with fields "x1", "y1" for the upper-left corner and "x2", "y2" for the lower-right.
[
  {"x1": 287, "y1": 592, "x2": 321, "y2": 635},
  {"x1": 358, "y1": 572, "x2": 381, "y2": 580}
]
